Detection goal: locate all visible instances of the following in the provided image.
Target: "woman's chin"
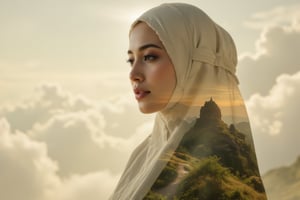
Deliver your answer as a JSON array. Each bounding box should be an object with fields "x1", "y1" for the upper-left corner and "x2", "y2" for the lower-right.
[
  {"x1": 138, "y1": 103, "x2": 164, "y2": 114},
  {"x1": 139, "y1": 107, "x2": 156, "y2": 114}
]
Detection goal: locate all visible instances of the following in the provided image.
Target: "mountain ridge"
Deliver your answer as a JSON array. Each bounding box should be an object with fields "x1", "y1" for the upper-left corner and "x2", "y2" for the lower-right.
[
  {"x1": 145, "y1": 98, "x2": 267, "y2": 199},
  {"x1": 263, "y1": 156, "x2": 300, "y2": 200}
]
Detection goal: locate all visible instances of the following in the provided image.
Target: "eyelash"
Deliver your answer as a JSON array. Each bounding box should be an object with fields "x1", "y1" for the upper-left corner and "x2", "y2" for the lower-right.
[
  {"x1": 126, "y1": 54, "x2": 158, "y2": 65},
  {"x1": 126, "y1": 58, "x2": 134, "y2": 65}
]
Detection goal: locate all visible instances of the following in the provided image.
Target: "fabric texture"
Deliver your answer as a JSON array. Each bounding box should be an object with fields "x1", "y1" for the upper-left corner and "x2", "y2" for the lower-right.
[{"x1": 110, "y1": 3, "x2": 267, "y2": 200}]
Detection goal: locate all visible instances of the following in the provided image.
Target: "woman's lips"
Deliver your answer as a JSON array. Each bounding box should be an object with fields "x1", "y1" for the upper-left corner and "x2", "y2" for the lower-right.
[{"x1": 134, "y1": 88, "x2": 151, "y2": 100}]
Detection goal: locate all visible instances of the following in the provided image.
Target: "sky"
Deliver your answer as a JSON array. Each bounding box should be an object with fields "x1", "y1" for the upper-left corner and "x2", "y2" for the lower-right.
[{"x1": 1, "y1": 0, "x2": 300, "y2": 199}]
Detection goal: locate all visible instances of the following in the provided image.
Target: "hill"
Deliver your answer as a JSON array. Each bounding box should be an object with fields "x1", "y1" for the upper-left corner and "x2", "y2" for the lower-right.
[
  {"x1": 144, "y1": 98, "x2": 267, "y2": 199},
  {"x1": 263, "y1": 156, "x2": 300, "y2": 200}
]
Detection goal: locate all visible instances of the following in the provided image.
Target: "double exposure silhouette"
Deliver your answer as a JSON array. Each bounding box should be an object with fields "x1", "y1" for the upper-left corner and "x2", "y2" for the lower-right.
[{"x1": 110, "y1": 3, "x2": 267, "y2": 200}]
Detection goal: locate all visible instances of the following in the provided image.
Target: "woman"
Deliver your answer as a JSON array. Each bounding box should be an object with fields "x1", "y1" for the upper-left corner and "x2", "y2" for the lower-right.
[{"x1": 110, "y1": 3, "x2": 268, "y2": 200}]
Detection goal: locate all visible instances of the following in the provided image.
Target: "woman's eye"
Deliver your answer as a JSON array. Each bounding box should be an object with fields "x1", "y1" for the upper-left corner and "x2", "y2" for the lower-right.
[
  {"x1": 126, "y1": 58, "x2": 134, "y2": 65},
  {"x1": 144, "y1": 55, "x2": 158, "y2": 62}
]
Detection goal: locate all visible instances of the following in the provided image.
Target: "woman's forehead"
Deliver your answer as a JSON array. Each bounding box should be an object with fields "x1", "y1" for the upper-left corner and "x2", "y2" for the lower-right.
[{"x1": 129, "y1": 22, "x2": 164, "y2": 51}]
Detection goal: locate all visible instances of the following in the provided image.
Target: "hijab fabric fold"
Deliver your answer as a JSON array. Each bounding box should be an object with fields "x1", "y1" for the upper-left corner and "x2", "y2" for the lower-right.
[{"x1": 110, "y1": 3, "x2": 268, "y2": 200}]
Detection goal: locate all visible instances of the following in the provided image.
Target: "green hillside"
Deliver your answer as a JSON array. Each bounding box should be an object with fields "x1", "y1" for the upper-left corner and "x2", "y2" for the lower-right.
[
  {"x1": 145, "y1": 156, "x2": 267, "y2": 200},
  {"x1": 144, "y1": 98, "x2": 267, "y2": 199}
]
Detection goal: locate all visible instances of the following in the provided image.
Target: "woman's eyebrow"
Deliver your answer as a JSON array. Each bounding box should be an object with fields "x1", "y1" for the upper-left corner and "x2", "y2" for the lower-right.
[{"x1": 127, "y1": 43, "x2": 162, "y2": 54}]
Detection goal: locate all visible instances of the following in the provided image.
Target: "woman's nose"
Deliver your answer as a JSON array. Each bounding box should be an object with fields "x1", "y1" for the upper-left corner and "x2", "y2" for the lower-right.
[{"x1": 129, "y1": 62, "x2": 144, "y2": 82}]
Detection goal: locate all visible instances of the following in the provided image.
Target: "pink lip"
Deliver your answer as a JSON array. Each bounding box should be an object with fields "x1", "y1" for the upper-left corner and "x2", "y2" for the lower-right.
[{"x1": 134, "y1": 88, "x2": 151, "y2": 100}]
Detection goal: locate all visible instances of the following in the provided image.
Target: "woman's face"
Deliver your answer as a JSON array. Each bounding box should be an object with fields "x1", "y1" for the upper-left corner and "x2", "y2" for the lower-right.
[{"x1": 128, "y1": 22, "x2": 176, "y2": 113}]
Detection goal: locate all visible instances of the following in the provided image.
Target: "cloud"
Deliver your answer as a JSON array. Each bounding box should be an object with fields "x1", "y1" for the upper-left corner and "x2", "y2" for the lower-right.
[
  {"x1": 0, "y1": 118, "x2": 121, "y2": 200},
  {"x1": 236, "y1": 5, "x2": 300, "y2": 173},
  {"x1": 247, "y1": 71, "x2": 300, "y2": 135},
  {"x1": 0, "y1": 82, "x2": 152, "y2": 137},
  {"x1": 0, "y1": 83, "x2": 94, "y2": 133},
  {"x1": 0, "y1": 118, "x2": 60, "y2": 200},
  {"x1": 0, "y1": 81, "x2": 153, "y2": 180},
  {"x1": 244, "y1": 4, "x2": 300, "y2": 30},
  {"x1": 246, "y1": 71, "x2": 300, "y2": 173},
  {"x1": 238, "y1": 23, "x2": 300, "y2": 98},
  {"x1": 0, "y1": 82, "x2": 154, "y2": 199},
  {"x1": 1, "y1": 82, "x2": 151, "y2": 175},
  {"x1": 29, "y1": 108, "x2": 133, "y2": 176},
  {"x1": 49, "y1": 171, "x2": 119, "y2": 200}
]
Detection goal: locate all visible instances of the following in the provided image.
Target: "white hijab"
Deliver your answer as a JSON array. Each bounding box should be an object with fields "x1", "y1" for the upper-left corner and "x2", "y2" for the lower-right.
[{"x1": 110, "y1": 3, "x2": 267, "y2": 200}]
